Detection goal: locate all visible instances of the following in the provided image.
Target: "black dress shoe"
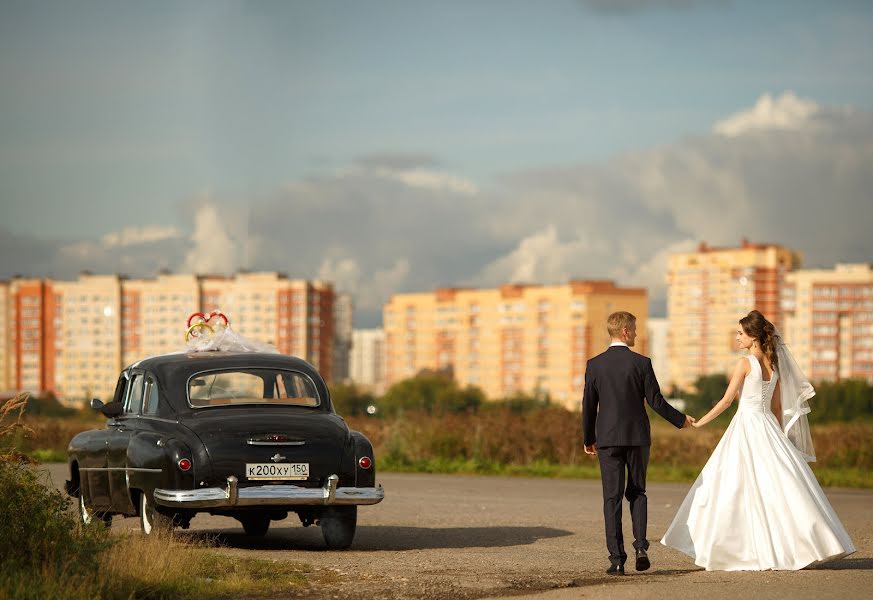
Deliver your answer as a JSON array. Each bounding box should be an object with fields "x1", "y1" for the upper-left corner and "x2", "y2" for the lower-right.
[
  {"x1": 606, "y1": 563, "x2": 625, "y2": 576},
  {"x1": 635, "y1": 548, "x2": 651, "y2": 572}
]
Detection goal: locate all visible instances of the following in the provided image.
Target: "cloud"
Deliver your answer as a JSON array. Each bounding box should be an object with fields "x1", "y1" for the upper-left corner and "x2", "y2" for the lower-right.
[
  {"x1": 354, "y1": 153, "x2": 441, "y2": 170},
  {"x1": 474, "y1": 226, "x2": 603, "y2": 285},
  {"x1": 342, "y1": 158, "x2": 479, "y2": 196},
  {"x1": 181, "y1": 203, "x2": 241, "y2": 275},
  {"x1": 713, "y1": 91, "x2": 820, "y2": 137},
  {"x1": 101, "y1": 225, "x2": 182, "y2": 248},
  {"x1": 3, "y1": 93, "x2": 871, "y2": 328}
]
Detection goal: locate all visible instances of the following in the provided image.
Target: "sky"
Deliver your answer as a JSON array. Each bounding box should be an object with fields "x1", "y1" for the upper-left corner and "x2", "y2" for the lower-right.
[{"x1": 1, "y1": 0, "x2": 872, "y2": 326}]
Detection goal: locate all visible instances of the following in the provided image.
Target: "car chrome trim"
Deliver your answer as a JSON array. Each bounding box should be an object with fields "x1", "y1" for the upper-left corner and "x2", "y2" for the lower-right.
[
  {"x1": 153, "y1": 474, "x2": 385, "y2": 508},
  {"x1": 247, "y1": 440, "x2": 306, "y2": 446},
  {"x1": 79, "y1": 467, "x2": 163, "y2": 473}
]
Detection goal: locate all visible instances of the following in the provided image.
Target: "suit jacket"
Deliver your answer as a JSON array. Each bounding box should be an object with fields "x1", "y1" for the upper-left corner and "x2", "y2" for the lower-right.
[{"x1": 582, "y1": 345, "x2": 686, "y2": 447}]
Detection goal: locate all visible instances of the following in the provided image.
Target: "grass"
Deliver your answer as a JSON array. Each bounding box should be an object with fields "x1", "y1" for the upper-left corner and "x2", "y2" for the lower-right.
[
  {"x1": 1, "y1": 394, "x2": 323, "y2": 600},
  {"x1": 350, "y1": 409, "x2": 873, "y2": 489},
  {"x1": 11, "y1": 407, "x2": 872, "y2": 488},
  {"x1": 0, "y1": 532, "x2": 320, "y2": 600}
]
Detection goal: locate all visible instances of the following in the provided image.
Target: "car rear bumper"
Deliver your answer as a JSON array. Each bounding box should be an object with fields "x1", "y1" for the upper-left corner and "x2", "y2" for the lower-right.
[{"x1": 153, "y1": 474, "x2": 384, "y2": 509}]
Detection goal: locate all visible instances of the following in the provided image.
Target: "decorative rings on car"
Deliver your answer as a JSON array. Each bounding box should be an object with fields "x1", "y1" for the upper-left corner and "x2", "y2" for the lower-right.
[
  {"x1": 187, "y1": 310, "x2": 230, "y2": 329},
  {"x1": 187, "y1": 312, "x2": 207, "y2": 328},
  {"x1": 185, "y1": 322, "x2": 214, "y2": 342}
]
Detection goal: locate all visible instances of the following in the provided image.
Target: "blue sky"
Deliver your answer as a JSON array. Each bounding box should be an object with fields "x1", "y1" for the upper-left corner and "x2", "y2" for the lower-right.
[{"x1": 2, "y1": 1, "x2": 873, "y2": 323}]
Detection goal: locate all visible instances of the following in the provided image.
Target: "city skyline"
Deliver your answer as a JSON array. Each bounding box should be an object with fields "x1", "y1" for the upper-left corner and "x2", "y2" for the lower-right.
[{"x1": 2, "y1": 1, "x2": 873, "y2": 327}]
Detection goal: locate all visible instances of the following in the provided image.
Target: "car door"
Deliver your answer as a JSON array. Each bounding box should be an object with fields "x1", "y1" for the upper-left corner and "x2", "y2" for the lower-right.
[
  {"x1": 106, "y1": 370, "x2": 144, "y2": 515},
  {"x1": 79, "y1": 374, "x2": 128, "y2": 509}
]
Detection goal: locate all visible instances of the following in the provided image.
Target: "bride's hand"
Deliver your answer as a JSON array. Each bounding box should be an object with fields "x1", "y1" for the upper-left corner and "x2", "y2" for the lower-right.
[{"x1": 692, "y1": 420, "x2": 704, "y2": 428}]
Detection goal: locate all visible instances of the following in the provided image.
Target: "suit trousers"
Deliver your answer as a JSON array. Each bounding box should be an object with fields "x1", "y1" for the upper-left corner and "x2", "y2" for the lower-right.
[{"x1": 596, "y1": 445, "x2": 650, "y2": 566}]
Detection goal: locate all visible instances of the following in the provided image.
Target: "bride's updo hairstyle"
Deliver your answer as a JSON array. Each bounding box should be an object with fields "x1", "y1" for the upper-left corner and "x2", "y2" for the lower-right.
[{"x1": 740, "y1": 310, "x2": 779, "y2": 371}]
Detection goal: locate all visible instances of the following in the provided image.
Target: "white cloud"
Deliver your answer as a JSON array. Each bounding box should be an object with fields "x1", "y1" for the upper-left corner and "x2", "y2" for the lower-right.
[
  {"x1": 475, "y1": 226, "x2": 595, "y2": 285},
  {"x1": 713, "y1": 91, "x2": 820, "y2": 137},
  {"x1": 101, "y1": 225, "x2": 181, "y2": 248},
  {"x1": 370, "y1": 166, "x2": 478, "y2": 195},
  {"x1": 181, "y1": 203, "x2": 239, "y2": 275},
  {"x1": 318, "y1": 254, "x2": 410, "y2": 313}
]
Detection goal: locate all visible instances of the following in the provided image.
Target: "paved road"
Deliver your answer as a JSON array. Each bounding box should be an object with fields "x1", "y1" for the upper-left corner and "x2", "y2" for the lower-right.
[{"x1": 42, "y1": 465, "x2": 872, "y2": 599}]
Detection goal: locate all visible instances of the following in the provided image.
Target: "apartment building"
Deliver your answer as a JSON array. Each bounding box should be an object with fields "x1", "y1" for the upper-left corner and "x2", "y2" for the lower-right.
[
  {"x1": 350, "y1": 328, "x2": 386, "y2": 394},
  {"x1": 383, "y1": 281, "x2": 648, "y2": 408},
  {"x1": 54, "y1": 274, "x2": 124, "y2": 402},
  {"x1": 666, "y1": 239, "x2": 801, "y2": 391},
  {"x1": 4, "y1": 278, "x2": 56, "y2": 397},
  {"x1": 647, "y1": 317, "x2": 669, "y2": 384},
  {"x1": 782, "y1": 263, "x2": 873, "y2": 382},
  {"x1": 0, "y1": 272, "x2": 337, "y2": 405},
  {"x1": 332, "y1": 293, "x2": 354, "y2": 383}
]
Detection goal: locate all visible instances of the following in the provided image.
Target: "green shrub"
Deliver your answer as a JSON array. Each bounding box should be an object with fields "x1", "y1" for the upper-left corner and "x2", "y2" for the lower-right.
[{"x1": 0, "y1": 459, "x2": 110, "y2": 577}]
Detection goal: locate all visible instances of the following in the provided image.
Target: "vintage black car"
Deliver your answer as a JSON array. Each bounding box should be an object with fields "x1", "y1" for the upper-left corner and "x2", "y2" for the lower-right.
[{"x1": 66, "y1": 351, "x2": 384, "y2": 549}]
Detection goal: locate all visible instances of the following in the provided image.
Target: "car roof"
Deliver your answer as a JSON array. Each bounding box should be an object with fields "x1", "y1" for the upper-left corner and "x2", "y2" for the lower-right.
[
  {"x1": 128, "y1": 351, "x2": 314, "y2": 371},
  {"x1": 123, "y1": 351, "x2": 331, "y2": 412},
  {"x1": 127, "y1": 351, "x2": 325, "y2": 388}
]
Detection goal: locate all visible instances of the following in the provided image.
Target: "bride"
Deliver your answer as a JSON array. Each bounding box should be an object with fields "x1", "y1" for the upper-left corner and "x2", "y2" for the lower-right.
[{"x1": 661, "y1": 310, "x2": 855, "y2": 570}]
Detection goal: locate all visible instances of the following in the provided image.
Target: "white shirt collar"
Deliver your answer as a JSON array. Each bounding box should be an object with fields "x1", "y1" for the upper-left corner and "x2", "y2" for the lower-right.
[{"x1": 609, "y1": 341, "x2": 628, "y2": 348}]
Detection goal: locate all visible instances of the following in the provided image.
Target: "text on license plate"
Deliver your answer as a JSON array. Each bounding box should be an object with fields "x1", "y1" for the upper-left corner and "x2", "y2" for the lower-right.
[{"x1": 245, "y1": 463, "x2": 309, "y2": 480}]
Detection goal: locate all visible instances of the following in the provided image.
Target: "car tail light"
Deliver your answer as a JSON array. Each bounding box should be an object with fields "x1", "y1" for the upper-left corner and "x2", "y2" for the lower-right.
[
  {"x1": 178, "y1": 458, "x2": 192, "y2": 472},
  {"x1": 358, "y1": 456, "x2": 372, "y2": 469}
]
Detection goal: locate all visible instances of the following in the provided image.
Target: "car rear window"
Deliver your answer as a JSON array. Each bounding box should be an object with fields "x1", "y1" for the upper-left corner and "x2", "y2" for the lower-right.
[{"x1": 187, "y1": 369, "x2": 321, "y2": 408}]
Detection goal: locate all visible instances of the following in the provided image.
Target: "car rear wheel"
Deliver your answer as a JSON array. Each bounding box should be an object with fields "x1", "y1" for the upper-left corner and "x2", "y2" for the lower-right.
[
  {"x1": 78, "y1": 488, "x2": 112, "y2": 528},
  {"x1": 321, "y1": 506, "x2": 357, "y2": 550},
  {"x1": 239, "y1": 515, "x2": 271, "y2": 536},
  {"x1": 140, "y1": 491, "x2": 173, "y2": 535}
]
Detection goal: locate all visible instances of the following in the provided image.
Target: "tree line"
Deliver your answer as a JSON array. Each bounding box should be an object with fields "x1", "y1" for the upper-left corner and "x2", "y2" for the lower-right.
[{"x1": 334, "y1": 371, "x2": 873, "y2": 423}]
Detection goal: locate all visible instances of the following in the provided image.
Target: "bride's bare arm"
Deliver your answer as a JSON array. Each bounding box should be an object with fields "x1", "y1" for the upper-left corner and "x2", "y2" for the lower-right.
[
  {"x1": 771, "y1": 379, "x2": 783, "y2": 428},
  {"x1": 693, "y1": 359, "x2": 750, "y2": 428}
]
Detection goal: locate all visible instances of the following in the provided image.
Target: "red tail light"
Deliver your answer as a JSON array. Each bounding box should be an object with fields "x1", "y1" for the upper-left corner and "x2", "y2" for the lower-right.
[
  {"x1": 178, "y1": 458, "x2": 192, "y2": 472},
  {"x1": 358, "y1": 456, "x2": 372, "y2": 469}
]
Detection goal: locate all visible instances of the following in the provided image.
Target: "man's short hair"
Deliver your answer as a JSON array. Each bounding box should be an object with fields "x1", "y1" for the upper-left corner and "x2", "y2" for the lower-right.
[{"x1": 607, "y1": 311, "x2": 636, "y2": 338}]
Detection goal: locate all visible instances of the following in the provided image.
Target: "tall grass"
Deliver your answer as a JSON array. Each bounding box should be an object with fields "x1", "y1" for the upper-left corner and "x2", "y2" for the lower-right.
[
  {"x1": 0, "y1": 394, "x2": 320, "y2": 600},
  {"x1": 345, "y1": 407, "x2": 873, "y2": 488}
]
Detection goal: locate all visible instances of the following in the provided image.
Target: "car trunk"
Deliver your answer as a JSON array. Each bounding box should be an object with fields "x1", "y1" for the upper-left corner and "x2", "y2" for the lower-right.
[{"x1": 183, "y1": 408, "x2": 348, "y2": 488}]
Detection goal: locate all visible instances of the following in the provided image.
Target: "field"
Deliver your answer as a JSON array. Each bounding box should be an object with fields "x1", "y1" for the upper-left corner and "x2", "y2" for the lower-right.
[{"x1": 9, "y1": 406, "x2": 872, "y2": 488}]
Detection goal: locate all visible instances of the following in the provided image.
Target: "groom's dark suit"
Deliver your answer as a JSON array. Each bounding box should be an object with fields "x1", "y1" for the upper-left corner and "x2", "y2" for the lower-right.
[{"x1": 582, "y1": 344, "x2": 687, "y2": 568}]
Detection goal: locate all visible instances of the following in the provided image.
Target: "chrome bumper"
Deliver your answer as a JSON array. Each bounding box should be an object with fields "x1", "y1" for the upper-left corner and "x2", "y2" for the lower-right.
[{"x1": 153, "y1": 474, "x2": 384, "y2": 509}]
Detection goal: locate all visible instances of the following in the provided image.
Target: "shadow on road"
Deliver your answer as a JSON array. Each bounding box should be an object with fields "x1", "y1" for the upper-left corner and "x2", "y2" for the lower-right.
[
  {"x1": 811, "y1": 557, "x2": 873, "y2": 571},
  {"x1": 181, "y1": 524, "x2": 573, "y2": 551}
]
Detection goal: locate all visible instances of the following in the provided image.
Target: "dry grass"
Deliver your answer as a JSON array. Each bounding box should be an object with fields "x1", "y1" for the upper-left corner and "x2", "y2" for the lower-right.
[
  {"x1": 1, "y1": 398, "x2": 320, "y2": 600},
  {"x1": 346, "y1": 408, "x2": 873, "y2": 486}
]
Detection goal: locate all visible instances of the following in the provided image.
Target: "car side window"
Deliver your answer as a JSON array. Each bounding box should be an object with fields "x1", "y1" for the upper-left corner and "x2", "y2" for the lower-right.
[
  {"x1": 112, "y1": 373, "x2": 128, "y2": 405},
  {"x1": 143, "y1": 377, "x2": 160, "y2": 416},
  {"x1": 125, "y1": 374, "x2": 145, "y2": 415}
]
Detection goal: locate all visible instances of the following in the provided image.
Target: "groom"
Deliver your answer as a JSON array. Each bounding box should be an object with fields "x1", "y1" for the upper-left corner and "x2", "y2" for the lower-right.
[{"x1": 582, "y1": 311, "x2": 693, "y2": 575}]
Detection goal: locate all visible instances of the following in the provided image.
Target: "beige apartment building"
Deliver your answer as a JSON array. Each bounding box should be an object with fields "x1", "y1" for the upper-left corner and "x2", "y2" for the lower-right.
[
  {"x1": 350, "y1": 328, "x2": 386, "y2": 394},
  {"x1": 0, "y1": 272, "x2": 337, "y2": 406},
  {"x1": 666, "y1": 240, "x2": 801, "y2": 391},
  {"x1": 383, "y1": 281, "x2": 648, "y2": 408},
  {"x1": 53, "y1": 274, "x2": 124, "y2": 403},
  {"x1": 782, "y1": 263, "x2": 873, "y2": 383}
]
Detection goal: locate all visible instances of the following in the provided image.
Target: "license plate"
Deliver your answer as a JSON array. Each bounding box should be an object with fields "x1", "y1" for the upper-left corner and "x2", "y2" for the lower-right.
[{"x1": 245, "y1": 463, "x2": 309, "y2": 480}]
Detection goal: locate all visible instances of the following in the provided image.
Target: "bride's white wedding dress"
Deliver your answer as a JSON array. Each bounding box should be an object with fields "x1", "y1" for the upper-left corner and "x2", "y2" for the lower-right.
[{"x1": 661, "y1": 355, "x2": 855, "y2": 571}]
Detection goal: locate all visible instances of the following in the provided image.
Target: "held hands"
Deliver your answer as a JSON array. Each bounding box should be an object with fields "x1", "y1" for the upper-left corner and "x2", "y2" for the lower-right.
[
  {"x1": 584, "y1": 444, "x2": 597, "y2": 456},
  {"x1": 682, "y1": 415, "x2": 697, "y2": 429}
]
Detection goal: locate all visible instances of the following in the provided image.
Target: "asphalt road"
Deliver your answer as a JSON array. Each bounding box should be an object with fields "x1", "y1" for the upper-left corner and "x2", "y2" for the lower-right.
[{"x1": 41, "y1": 464, "x2": 873, "y2": 599}]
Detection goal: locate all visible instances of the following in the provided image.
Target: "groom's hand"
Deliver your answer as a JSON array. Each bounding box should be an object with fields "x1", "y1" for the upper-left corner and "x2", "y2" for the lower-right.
[
  {"x1": 584, "y1": 444, "x2": 597, "y2": 456},
  {"x1": 682, "y1": 415, "x2": 696, "y2": 428}
]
